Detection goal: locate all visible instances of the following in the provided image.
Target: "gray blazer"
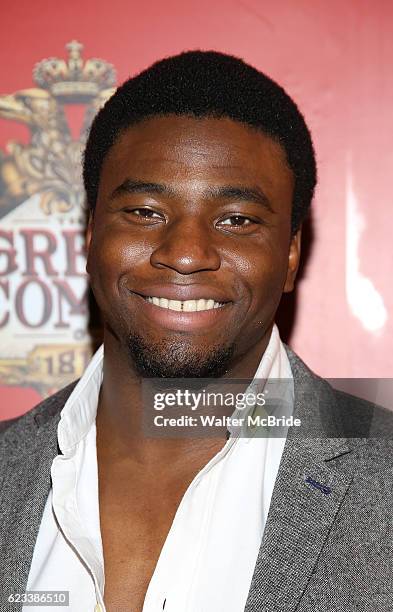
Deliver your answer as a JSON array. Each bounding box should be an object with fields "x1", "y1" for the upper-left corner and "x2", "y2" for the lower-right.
[{"x1": 1, "y1": 348, "x2": 392, "y2": 611}]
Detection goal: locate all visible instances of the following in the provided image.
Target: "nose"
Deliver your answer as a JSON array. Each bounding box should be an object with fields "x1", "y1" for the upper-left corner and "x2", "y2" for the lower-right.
[{"x1": 150, "y1": 216, "x2": 221, "y2": 274}]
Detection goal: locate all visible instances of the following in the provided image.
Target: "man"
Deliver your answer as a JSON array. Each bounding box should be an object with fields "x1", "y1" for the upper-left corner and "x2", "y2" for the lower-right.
[{"x1": 0, "y1": 51, "x2": 392, "y2": 612}]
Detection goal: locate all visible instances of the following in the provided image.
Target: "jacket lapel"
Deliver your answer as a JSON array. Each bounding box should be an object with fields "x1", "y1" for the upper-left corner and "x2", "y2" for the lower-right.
[
  {"x1": 0, "y1": 383, "x2": 76, "y2": 605},
  {"x1": 244, "y1": 349, "x2": 362, "y2": 612}
]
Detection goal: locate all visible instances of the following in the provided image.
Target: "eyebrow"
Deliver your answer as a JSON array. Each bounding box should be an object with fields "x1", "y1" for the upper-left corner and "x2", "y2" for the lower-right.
[
  {"x1": 111, "y1": 179, "x2": 274, "y2": 214},
  {"x1": 209, "y1": 185, "x2": 274, "y2": 214},
  {"x1": 111, "y1": 179, "x2": 175, "y2": 199}
]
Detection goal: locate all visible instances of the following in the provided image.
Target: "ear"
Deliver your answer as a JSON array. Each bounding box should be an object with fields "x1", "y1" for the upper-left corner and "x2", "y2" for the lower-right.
[
  {"x1": 85, "y1": 212, "x2": 94, "y2": 274},
  {"x1": 283, "y1": 226, "x2": 302, "y2": 293}
]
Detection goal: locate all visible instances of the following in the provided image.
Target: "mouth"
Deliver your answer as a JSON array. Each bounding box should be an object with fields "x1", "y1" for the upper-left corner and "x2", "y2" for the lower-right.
[
  {"x1": 128, "y1": 289, "x2": 233, "y2": 332},
  {"x1": 143, "y1": 296, "x2": 226, "y2": 312}
]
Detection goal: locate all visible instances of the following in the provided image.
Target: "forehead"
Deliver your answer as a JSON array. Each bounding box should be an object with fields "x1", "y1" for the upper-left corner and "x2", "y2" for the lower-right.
[{"x1": 99, "y1": 115, "x2": 294, "y2": 202}]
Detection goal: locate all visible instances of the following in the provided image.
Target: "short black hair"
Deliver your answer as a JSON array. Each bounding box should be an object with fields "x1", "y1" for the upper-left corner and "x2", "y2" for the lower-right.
[{"x1": 83, "y1": 50, "x2": 316, "y2": 233}]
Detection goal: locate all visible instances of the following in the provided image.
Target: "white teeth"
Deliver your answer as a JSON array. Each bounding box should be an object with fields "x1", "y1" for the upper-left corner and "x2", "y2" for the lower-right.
[
  {"x1": 183, "y1": 299, "x2": 197, "y2": 312},
  {"x1": 168, "y1": 299, "x2": 182, "y2": 311},
  {"x1": 145, "y1": 296, "x2": 224, "y2": 311}
]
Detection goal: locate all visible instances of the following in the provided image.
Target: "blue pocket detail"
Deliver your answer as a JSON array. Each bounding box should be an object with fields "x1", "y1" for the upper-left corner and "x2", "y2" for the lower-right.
[{"x1": 305, "y1": 475, "x2": 332, "y2": 495}]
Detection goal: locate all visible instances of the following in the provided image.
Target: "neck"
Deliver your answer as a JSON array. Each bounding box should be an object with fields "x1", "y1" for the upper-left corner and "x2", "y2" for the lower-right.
[{"x1": 96, "y1": 324, "x2": 274, "y2": 466}]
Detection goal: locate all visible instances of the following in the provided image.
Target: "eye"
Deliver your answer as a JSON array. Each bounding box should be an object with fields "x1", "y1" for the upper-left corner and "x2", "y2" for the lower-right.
[
  {"x1": 129, "y1": 208, "x2": 162, "y2": 218},
  {"x1": 216, "y1": 214, "x2": 259, "y2": 232},
  {"x1": 219, "y1": 215, "x2": 252, "y2": 227},
  {"x1": 123, "y1": 207, "x2": 165, "y2": 222}
]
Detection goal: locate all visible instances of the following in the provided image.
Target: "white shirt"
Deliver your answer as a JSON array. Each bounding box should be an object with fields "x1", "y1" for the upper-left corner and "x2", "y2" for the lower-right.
[{"x1": 25, "y1": 324, "x2": 293, "y2": 612}]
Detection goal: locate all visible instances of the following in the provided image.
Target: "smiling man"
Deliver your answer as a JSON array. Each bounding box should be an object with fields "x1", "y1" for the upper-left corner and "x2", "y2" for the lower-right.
[
  {"x1": 88, "y1": 113, "x2": 298, "y2": 381},
  {"x1": 1, "y1": 51, "x2": 393, "y2": 612}
]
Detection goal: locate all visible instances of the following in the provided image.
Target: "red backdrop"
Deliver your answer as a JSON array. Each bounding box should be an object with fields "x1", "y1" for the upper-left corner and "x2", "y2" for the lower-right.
[{"x1": 1, "y1": 0, "x2": 392, "y2": 419}]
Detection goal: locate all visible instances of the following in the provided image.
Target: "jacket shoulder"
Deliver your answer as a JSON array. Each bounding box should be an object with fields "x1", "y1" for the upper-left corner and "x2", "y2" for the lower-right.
[
  {"x1": 333, "y1": 386, "x2": 393, "y2": 439},
  {"x1": 0, "y1": 380, "x2": 79, "y2": 455},
  {"x1": 285, "y1": 344, "x2": 393, "y2": 439}
]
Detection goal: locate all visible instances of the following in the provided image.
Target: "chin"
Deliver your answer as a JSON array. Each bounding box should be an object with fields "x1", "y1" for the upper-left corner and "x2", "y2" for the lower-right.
[{"x1": 126, "y1": 332, "x2": 234, "y2": 378}]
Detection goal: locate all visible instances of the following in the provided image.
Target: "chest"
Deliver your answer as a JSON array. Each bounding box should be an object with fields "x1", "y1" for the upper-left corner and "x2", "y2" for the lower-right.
[{"x1": 98, "y1": 466, "x2": 191, "y2": 612}]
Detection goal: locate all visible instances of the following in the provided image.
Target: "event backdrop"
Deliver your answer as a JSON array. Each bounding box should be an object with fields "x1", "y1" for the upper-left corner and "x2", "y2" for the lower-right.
[{"x1": 0, "y1": 0, "x2": 392, "y2": 419}]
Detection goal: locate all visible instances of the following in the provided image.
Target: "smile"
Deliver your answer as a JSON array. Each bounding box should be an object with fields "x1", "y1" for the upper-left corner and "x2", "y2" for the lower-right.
[
  {"x1": 143, "y1": 297, "x2": 225, "y2": 312},
  {"x1": 128, "y1": 289, "x2": 233, "y2": 332}
]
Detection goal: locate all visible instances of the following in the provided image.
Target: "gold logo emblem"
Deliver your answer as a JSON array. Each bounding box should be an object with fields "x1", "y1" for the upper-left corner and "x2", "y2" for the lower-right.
[
  {"x1": 0, "y1": 40, "x2": 115, "y2": 219},
  {"x1": 0, "y1": 42, "x2": 115, "y2": 397}
]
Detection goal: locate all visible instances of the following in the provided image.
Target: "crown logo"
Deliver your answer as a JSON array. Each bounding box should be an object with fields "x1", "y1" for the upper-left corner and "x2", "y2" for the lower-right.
[
  {"x1": 33, "y1": 40, "x2": 116, "y2": 102},
  {"x1": 0, "y1": 41, "x2": 116, "y2": 218}
]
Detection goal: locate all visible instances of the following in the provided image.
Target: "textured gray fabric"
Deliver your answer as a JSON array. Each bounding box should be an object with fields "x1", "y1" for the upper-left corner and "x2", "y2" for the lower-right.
[
  {"x1": 0, "y1": 381, "x2": 78, "y2": 611},
  {"x1": 0, "y1": 351, "x2": 392, "y2": 611},
  {"x1": 245, "y1": 348, "x2": 393, "y2": 612}
]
